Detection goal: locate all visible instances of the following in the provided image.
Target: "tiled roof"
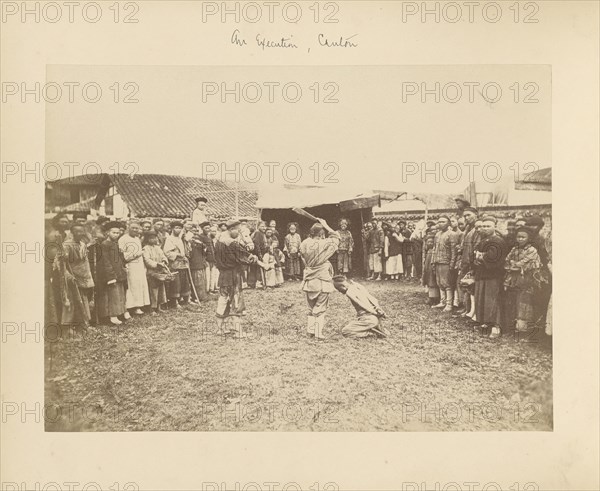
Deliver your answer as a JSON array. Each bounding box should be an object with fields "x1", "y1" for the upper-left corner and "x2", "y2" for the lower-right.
[
  {"x1": 519, "y1": 167, "x2": 551, "y2": 184},
  {"x1": 110, "y1": 174, "x2": 257, "y2": 219},
  {"x1": 46, "y1": 174, "x2": 111, "y2": 187}
]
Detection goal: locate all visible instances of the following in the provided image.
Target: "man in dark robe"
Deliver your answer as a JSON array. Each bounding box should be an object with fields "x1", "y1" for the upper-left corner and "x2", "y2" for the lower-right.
[{"x1": 473, "y1": 215, "x2": 507, "y2": 339}]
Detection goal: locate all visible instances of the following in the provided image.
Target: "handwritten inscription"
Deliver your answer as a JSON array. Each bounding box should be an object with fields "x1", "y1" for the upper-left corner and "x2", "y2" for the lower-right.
[
  {"x1": 318, "y1": 33, "x2": 358, "y2": 48},
  {"x1": 256, "y1": 34, "x2": 298, "y2": 50},
  {"x1": 230, "y1": 30, "x2": 358, "y2": 50}
]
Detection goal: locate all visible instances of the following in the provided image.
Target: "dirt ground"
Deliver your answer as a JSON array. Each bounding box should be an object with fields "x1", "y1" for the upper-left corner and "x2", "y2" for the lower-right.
[{"x1": 45, "y1": 280, "x2": 553, "y2": 431}]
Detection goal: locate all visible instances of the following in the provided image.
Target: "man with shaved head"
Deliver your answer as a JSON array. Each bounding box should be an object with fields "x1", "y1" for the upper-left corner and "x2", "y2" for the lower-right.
[{"x1": 299, "y1": 218, "x2": 340, "y2": 340}]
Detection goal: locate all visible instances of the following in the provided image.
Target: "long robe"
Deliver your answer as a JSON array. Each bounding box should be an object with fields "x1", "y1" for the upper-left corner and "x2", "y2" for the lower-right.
[
  {"x1": 61, "y1": 238, "x2": 95, "y2": 326},
  {"x1": 473, "y1": 234, "x2": 507, "y2": 326},
  {"x1": 284, "y1": 232, "x2": 302, "y2": 276},
  {"x1": 504, "y1": 244, "x2": 541, "y2": 330},
  {"x1": 163, "y1": 233, "x2": 191, "y2": 299},
  {"x1": 96, "y1": 238, "x2": 127, "y2": 318},
  {"x1": 119, "y1": 234, "x2": 150, "y2": 309},
  {"x1": 142, "y1": 244, "x2": 168, "y2": 309}
]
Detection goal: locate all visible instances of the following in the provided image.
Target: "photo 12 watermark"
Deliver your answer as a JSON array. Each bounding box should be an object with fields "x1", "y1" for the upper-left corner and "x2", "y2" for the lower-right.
[{"x1": 1, "y1": 1, "x2": 140, "y2": 24}]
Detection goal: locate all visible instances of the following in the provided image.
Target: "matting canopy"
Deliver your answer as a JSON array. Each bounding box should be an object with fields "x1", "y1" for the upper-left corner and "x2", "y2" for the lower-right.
[{"x1": 256, "y1": 185, "x2": 380, "y2": 211}]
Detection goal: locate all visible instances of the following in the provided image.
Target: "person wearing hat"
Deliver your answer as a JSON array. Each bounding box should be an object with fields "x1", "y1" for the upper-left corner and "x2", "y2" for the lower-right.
[
  {"x1": 525, "y1": 215, "x2": 552, "y2": 329},
  {"x1": 454, "y1": 197, "x2": 471, "y2": 214},
  {"x1": 71, "y1": 211, "x2": 88, "y2": 225},
  {"x1": 455, "y1": 206, "x2": 479, "y2": 317},
  {"x1": 366, "y1": 218, "x2": 384, "y2": 280},
  {"x1": 248, "y1": 221, "x2": 269, "y2": 288},
  {"x1": 152, "y1": 218, "x2": 167, "y2": 248},
  {"x1": 118, "y1": 220, "x2": 150, "y2": 315},
  {"x1": 335, "y1": 218, "x2": 354, "y2": 277},
  {"x1": 191, "y1": 197, "x2": 209, "y2": 226},
  {"x1": 96, "y1": 221, "x2": 128, "y2": 325},
  {"x1": 283, "y1": 222, "x2": 302, "y2": 281},
  {"x1": 187, "y1": 224, "x2": 209, "y2": 303},
  {"x1": 140, "y1": 219, "x2": 152, "y2": 233},
  {"x1": 473, "y1": 215, "x2": 507, "y2": 339},
  {"x1": 431, "y1": 215, "x2": 459, "y2": 312},
  {"x1": 299, "y1": 218, "x2": 340, "y2": 340},
  {"x1": 163, "y1": 220, "x2": 192, "y2": 307},
  {"x1": 142, "y1": 230, "x2": 169, "y2": 314},
  {"x1": 503, "y1": 225, "x2": 542, "y2": 333},
  {"x1": 59, "y1": 222, "x2": 95, "y2": 328},
  {"x1": 214, "y1": 219, "x2": 267, "y2": 337},
  {"x1": 504, "y1": 219, "x2": 517, "y2": 250},
  {"x1": 45, "y1": 213, "x2": 71, "y2": 324},
  {"x1": 65, "y1": 211, "x2": 91, "y2": 243},
  {"x1": 197, "y1": 221, "x2": 215, "y2": 293},
  {"x1": 333, "y1": 275, "x2": 390, "y2": 339}
]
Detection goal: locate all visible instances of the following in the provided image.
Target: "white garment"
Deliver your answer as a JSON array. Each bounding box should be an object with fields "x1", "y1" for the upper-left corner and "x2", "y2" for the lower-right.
[{"x1": 118, "y1": 234, "x2": 150, "y2": 309}]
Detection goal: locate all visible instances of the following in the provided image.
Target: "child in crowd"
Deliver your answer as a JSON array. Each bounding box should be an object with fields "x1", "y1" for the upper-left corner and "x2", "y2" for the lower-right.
[
  {"x1": 263, "y1": 242, "x2": 284, "y2": 288},
  {"x1": 336, "y1": 218, "x2": 354, "y2": 276},
  {"x1": 272, "y1": 240, "x2": 285, "y2": 285},
  {"x1": 422, "y1": 234, "x2": 439, "y2": 305},
  {"x1": 284, "y1": 222, "x2": 302, "y2": 281},
  {"x1": 142, "y1": 231, "x2": 169, "y2": 315}
]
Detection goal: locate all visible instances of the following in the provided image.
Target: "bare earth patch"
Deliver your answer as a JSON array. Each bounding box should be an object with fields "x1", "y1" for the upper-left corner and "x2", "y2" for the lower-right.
[{"x1": 45, "y1": 280, "x2": 552, "y2": 431}]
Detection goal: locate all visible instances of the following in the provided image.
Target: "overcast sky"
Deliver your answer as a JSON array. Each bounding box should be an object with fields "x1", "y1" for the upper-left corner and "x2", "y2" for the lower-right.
[{"x1": 46, "y1": 64, "x2": 550, "y2": 194}]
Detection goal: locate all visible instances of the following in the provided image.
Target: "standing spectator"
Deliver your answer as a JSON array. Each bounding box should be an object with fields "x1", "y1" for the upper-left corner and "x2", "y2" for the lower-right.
[
  {"x1": 268, "y1": 219, "x2": 280, "y2": 241},
  {"x1": 141, "y1": 220, "x2": 152, "y2": 233},
  {"x1": 422, "y1": 234, "x2": 439, "y2": 306},
  {"x1": 263, "y1": 241, "x2": 285, "y2": 288},
  {"x1": 449, "y1": 215, "x2": 463, "y2": 308},
  {"x1": 454, "y1": 197, "x2": 471, "y2": 216},
  {"x1": 432, "y1": 216, "x2": 458, "y2": 312},
  {"x1": 191, "y1": 197, "x2": 209, "y2": 225},
  {"x1": 473, "y1": 216, "x2": 507, "y2": 339},
  {"x1": 526, "y1": 215, "x2": 552, "y2": 329},
  {"x1": 189, "y1": 226, "x2": 209, "y2": 302},
  {"x1": 384, "y1": 224, "x2": 404, "y2": 280},
  {"x1": 142, "y1": 231, "x2": 169, "y2": 315},
  {"x1": 96, "y1": 221, "x2": 128, "y2": 325},
  {"x1": 410, "y1": 220, "x2": 426, "y2": 280},
  {"x1": 206, "y1": 224, "x2": 219, "y2": 293},
  {"x1": 362, "y1": 222, "x2": 373, "y2": 278},
  {"x1": 214, "y1": 220, "x2": 263, "y2": 337},
  {"x1": 61, "y1": 223, "x2": 95, "y2": 329},
  {"x1": 366, "y1": 219, "x2": 384, "y2": 280},
  {"x1": 163, "y1": 220, "x2": 191, "y2": 308},
  {"x1": 456, "y1": 207, "x2": 479, "y2": 316},
  {"x1": 284, "y1": 222, "x2": 302, "y2": 281},
  {"x1": 153, "y1": 218, "x2": 167, "y2": 247},
  {"x1": 272, "y1": 239, "x2": 285, "y2": 285},
  {"x1": 206, "y1": 225, "x2": 219, "y2": 293},
  {"x1": 87, "y1": 219, "x2": 107, "y2": 325},
  {"x1": 238, "y1": 219, "x2": 254, "y2": 250},
  {"x1": 401, "y1": 224, "x2": 414, "y2": 279},
  {"x1": 336, "y1": 218, "x2": 354, "y2": 276},
  {"x1": 248, "y1": 221, "x2": 269, "y2": 288},
  {"x1": 118, "y1": 220, "x2": 150, "y2": 315},
  {"x1": 504, "y1": 226, "x2": 542, "y2": 333}
]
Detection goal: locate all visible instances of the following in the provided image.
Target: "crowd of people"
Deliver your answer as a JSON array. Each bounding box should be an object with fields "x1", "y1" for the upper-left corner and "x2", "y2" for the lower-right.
[
  {"x1": 360, "y1": 205, "x2": 552, "y2": 340},
  {"x1": 45, "y1": 195, "x2": 552, "y2": 341}
]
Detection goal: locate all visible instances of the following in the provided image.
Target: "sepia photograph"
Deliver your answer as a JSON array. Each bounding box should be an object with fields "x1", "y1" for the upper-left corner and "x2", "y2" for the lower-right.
[
  {"x1": 2, "y1": 1, "x2": 599, "y2": 490},
  {"x1": 41, "y1": 64, "x2": 553, "y2": 432}
]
